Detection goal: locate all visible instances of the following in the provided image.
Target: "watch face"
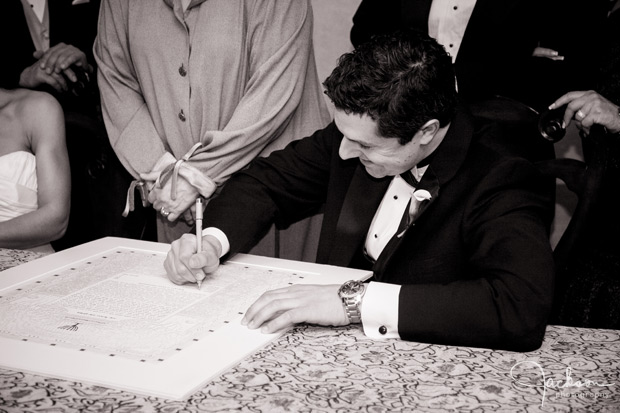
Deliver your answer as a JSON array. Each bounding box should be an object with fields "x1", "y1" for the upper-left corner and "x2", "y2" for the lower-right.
[{"x1": 340, "y1": 280, "x2": 363, "y2": 298}]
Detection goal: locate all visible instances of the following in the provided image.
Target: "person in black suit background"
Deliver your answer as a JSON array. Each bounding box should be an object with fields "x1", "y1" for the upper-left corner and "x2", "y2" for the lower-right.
[
  {"x1": 164, "y1": 30, "x2": 555, "y2": 352},
  {"x1": 0, "y1": 0, "x2": 100, "y2": 112},
  {"x1": 350, "y1": 0, "x2": 559, "y2": 111},
  {"x1": 545, "y1": 2, "x2": 620, "y2": 329}
]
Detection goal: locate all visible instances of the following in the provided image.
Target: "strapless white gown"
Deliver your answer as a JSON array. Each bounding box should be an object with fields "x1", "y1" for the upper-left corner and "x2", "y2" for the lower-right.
[{"x1": 0, "y1": 151, "x2": 54, "y2": 253}]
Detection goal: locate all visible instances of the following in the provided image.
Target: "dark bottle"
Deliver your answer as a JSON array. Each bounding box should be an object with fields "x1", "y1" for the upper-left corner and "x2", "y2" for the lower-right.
[{"x1": 538, "y1": 105, "x2": 567, "y2": 142}]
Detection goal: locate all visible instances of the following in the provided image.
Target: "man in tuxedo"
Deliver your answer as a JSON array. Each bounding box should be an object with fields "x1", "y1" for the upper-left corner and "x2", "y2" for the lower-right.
[{"x1": 164, "y1": 30, "x2": 555, "y2": 352}]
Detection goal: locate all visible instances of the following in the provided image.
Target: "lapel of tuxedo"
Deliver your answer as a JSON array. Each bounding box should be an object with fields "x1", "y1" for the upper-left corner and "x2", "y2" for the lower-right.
[
  {"x1": 372, "y1": 107, "x2": 475, "y2": 280},
  {"x1": 327, "y1": 166, "x2": 390, "y2": 267}
]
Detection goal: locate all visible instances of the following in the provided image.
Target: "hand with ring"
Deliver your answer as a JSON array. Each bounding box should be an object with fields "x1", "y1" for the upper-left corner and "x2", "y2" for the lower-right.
[
  {"x1": 548, "y1": 90, "x2": 620, "y2": 135},
  {"x1": 150, "y1": 175, "x2": 199, "y2": 224}
]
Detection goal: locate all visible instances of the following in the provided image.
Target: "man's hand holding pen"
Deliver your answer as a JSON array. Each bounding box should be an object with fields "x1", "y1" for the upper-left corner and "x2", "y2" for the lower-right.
[{"x1": 164, "y1": 233, "x2": 222, "y2": 286}]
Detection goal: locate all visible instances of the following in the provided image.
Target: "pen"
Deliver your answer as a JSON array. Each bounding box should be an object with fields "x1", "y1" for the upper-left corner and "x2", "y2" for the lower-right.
[{"x1": 195, "y1": 197, "x2": 203, "y2": 290}]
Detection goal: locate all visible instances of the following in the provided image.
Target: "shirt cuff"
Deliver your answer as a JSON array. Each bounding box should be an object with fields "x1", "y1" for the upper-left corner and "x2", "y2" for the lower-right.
[
  {"x1": 361, "y1": 281, "x2": 401, "y2": 339},
  {"x1": 201, "y1": 227, "x2": 230, "y2": 258}
]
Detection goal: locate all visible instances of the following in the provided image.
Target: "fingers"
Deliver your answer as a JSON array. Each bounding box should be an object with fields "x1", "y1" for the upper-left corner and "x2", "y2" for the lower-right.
[
  {"x1": 56, "y1": 52, "x2": 88, "y2": 73},
  {"x1": 567, "y1": 99, "x2": 589, "y2": 133},
  {"x1": 565, "y1": 91, "x2": 595, "y2": 116},
  {"x1": 155, "y1": 207, "x2": 179, "y2": 222},
  {"x1": 45, "y1": 71, "x2": 68, "y2": 92},
  {"x1": 242, "y1": 287, "x2": 289, "y2": 325},
  {"x1": 151, "y1": 197, "x2": 182, "y2": 222},
  {"x1": 19, "y1": 63, "x2": 67, "y2": 91},
  {"x1": 182, "y1": 202, "x2": 196, "y2": 226},
  {"x1": 149, "y1": 178, "x2": 199, "y2": 222},
  {"x1": 61, "y1": 66, "x2": 78, "y2": 84},
  {"x1": 548, "y1": 91, "x2": 600, "y2": 131},
  {"x1": 166, "y1": 208, "x2": 180, "y2": 222},
  {"x1": 164, "y1": 234, "x2": 203, "y2": 284},
  {"x1": 548, "y1": 91, "x2": 587, "y2": 111},
  {"x1": 153, "y1": 202, "x2": 171, "y2": 220},
  {"x1": 146, "y1": 185, "x2": 157, "y2": 204},
  {"x1": 531, "y1": 47, "x2": 564, "y2": 61},
  {"x1": 164, "y1": 233, "x2": 221, "y2": 285},
  {"x1": 242, "y1": 288, "x2": 301, "y2": 333},
  {"x1": 255, "y1": 307, "x2": 303, "y2": 334},
  {"x1": 241, "y1": 284, "x2": 347, "y2": 334},
  {"x1": 189, "y1": 235, "x2": 221, "y2": 274},
  {"x1": 183, "y1": 209, "x2": 195, "y2": 226},
  {"x1": 39, "y1": 43, "x2": 88, "y2": 74},
  {"x1": 551, "y1": 91, "x2": 620, "y2": 134}
]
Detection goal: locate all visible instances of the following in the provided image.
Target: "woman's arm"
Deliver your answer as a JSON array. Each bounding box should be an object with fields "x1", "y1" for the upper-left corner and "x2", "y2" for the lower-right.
[{"x1": 0, "y1": 92, "x2": 70, "y2": 249}]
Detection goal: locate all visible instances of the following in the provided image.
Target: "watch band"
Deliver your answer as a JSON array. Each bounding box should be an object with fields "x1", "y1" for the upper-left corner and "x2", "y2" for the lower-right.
[
  {"x1": 342, "y1": 296, "x2": 363, "y2": 323},
  {"x1": 339, "y1": 280, "x2": 366, "y2": 324}
]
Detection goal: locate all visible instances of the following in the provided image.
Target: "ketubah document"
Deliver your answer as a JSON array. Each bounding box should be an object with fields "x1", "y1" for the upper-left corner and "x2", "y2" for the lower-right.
[{"x1": 0, "y1": 237, "x2": 371, "y2": 400}]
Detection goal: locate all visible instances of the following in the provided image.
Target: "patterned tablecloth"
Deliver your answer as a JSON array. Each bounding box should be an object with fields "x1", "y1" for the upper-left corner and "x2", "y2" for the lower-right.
[
  {"x1": 1, "y1": 249, "x2": 619, "y2": 412},
  {"x1": 0, "y1": 248, "x2": 45, "y2": 273}
]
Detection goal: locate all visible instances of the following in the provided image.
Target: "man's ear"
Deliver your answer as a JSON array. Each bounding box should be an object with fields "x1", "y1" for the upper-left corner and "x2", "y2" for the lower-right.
[{"x1": 418, "y1": 119, "x2": 441, "y2": 145}]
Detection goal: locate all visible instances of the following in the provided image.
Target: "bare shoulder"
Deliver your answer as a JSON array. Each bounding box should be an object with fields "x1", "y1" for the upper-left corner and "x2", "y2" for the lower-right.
[
  {"x1": 0, "y1": 89, "x2": 62, "y2": 124},
  {"x1": 0, "y1": 89, "x2": 55, "y2": 154},
  {"x1": 4, "y1": 90, "x2": 65, "y2": 151},
  {"x1": 20, "y1": 91, "x2": 64, "y2": 140},
  {"x1": 14, "y1": 90, "x2": 63, "y2": 121}
]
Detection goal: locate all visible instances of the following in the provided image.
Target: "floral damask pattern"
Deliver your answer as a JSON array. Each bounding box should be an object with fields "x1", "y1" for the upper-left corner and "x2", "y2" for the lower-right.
[
  {"x1": 0, "y1": 324, "x2": 618, "y2": 412},
  {"x1": 1, "y1": 249, "x2": 618, "y2": 412},
  {"x1": 0, "y1": 249, "x2": 44, "y2": 272}
]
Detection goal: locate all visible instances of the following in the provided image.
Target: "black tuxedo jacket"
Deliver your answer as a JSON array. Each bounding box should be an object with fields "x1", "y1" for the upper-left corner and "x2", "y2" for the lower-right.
[
  {"x1": 0, "y1": 0, "x2": 100, "y2": 89},
  {"x1": 350, "y1": 0, "x2": 549, "y2": 106},
  {"x1": 205, "y1": 108, "x2": 555, "y2": 351}
]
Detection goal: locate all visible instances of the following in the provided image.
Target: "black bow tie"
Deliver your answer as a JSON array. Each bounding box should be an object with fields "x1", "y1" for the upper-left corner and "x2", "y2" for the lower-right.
[{"x1": 400, "y1": 171, "x2": 419, "y2": 187}]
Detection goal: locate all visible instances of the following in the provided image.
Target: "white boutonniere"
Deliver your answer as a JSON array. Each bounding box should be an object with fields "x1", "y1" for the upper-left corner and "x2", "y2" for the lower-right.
[
  {"x1": 409, "y1": 189, "x2": 432, "y2": 218},
  {"x1": 397, "y1": 189, "x2": 433, "y2": 238},
  {"x1": 412, "y1": 189, "x2": 432, "y2": 202}
]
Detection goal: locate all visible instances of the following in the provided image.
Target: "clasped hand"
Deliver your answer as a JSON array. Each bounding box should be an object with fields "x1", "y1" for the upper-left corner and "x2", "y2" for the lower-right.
[
  {"x1": 146, "y1": 174, "x2": 199, "y2": 224},
  {"x1": 164, "y1": 234, "x2": 349, "y2": 333},
  {"x1": 20, "y1": 43, "x2": 92, "y2": 93}
]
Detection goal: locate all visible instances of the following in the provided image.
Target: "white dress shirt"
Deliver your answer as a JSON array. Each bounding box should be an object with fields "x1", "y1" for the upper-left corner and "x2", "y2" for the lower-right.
[
  {"x1": 428, "y1": 0, "x2": 477, "y2": 62},
  {"x1": 20, "y1": 0, "x2": 49, "y2": 52},
  {"x1": 24, "y1": 0, "x2": 46, "y2": 21}
]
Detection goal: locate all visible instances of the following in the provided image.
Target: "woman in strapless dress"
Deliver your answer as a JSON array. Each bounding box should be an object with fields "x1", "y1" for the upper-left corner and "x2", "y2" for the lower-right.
[{"x1": 0, "y1": 88, "x2": 70, "y2": 253}]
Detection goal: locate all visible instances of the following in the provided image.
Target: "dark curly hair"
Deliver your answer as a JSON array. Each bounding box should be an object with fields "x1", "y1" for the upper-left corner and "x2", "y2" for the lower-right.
[{"x1": 323, "y1": 29, "x2": 457, "y2": 144}]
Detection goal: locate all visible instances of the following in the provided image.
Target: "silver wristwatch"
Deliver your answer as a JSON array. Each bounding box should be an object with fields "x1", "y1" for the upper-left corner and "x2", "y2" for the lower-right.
[{"x1": 338, "y1": 280, "x2": 366, "y2": 324}]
